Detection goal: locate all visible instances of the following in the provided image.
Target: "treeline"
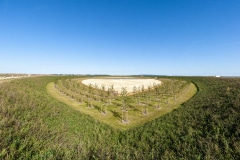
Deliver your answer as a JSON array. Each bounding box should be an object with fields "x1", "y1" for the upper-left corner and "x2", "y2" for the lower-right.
[{"x1": 0, "y1": 76, "x2": 239, "y2": 159}]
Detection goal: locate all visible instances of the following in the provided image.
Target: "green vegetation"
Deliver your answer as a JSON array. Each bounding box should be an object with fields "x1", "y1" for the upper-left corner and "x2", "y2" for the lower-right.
[
  {"x1": 0, "y1": 76, "x2": 240, "y2": 159},
  {"x1": 47, "y1": 78, "x2": 196, "y2": 130}
]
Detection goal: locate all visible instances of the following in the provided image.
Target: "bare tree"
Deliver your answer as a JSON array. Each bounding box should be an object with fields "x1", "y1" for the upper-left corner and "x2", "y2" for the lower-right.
[
  {"x1": 155, "y1": 97, "x2": 161, "y2": 109},
  {"x1": 120, "y1": 87, "x2": 129, "y2": 123},
  {"x1": 101, "y1": 84, "x2": 105, "y2": 91},
  {"x1": 141, "y1": 104, "x2": 148, "y2": 115},
  {"x1": 133, "y1": 86, "x2": 138, "y2": 103},
  {"x1": 147, "y1": 84, "x2": 152, "y2": 102},
  {"x1": 88, "y1": 83, "x2": 93, "y2": 108},
  {"x1": 137, "y1": 86, "x2": 141, "y2": 104},
  {"x1": 101, "y1": 103, "x2": 108, "y2": 115},
  {"x1": 107, "y1": 84, "x2": 114, "y2": 105},
  {"x1": 141, "y1": 84, "x2": 145, "y2": 100}
]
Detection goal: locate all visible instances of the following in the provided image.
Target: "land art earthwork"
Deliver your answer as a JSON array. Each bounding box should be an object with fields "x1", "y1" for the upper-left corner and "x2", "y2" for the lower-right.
[{"x1": 47, "y1": 77, "x2": 197, "y2": 130}]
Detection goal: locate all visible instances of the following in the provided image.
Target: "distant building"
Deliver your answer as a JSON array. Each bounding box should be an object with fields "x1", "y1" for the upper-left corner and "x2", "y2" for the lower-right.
[{"x1": 216, "y1": 75, "x2": 221, "y2": 78}]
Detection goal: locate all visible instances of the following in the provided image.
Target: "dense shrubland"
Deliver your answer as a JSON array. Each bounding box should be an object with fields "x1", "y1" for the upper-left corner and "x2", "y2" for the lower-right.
[{"x1": 0, "y1": 76, "x2": 239, "y2": 159}]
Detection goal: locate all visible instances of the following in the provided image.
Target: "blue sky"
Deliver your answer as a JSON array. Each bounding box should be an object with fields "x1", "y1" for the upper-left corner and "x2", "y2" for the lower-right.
[{"x1": 0, "y1": 0, "x2": 240, "y2": 75}]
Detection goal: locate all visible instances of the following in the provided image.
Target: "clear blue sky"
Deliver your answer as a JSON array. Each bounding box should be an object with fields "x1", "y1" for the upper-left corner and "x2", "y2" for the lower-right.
[{"x1": 0, "y1": 0, "x2": 240, "y2": 76}]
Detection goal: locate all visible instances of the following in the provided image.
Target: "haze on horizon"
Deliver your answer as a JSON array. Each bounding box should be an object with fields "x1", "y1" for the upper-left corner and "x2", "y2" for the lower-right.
[{"x1": 0, "y1": 0, "x2": 239, "y2": 76}]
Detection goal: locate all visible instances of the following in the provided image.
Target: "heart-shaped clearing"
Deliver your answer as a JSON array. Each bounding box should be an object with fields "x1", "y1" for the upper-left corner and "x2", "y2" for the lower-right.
[{"x1": 47, "y1": 77, "x2": 197, "y2": 130}]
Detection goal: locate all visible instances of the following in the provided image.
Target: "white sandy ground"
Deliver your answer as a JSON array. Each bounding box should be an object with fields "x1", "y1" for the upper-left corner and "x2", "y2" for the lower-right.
[
  {"x1": 0, "y1": 75, "x2": 30, "y2": 80},
  {"x1": 82, "y1": 78, "x2": 161, "y2": 94},
  {"x1": 0, "y1": 75, "x2": 33, "y2": 84}
]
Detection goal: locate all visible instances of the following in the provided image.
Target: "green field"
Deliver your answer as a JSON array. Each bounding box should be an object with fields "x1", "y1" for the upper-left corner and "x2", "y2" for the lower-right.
[{"x1": 0, "y1": 76, "x2": 239, "y2": 159}]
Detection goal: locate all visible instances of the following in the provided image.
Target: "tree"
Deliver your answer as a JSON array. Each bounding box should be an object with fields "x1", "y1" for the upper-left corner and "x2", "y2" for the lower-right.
[
  {"x1": 88, "y1": 83, "x2": 93, "y2": 108},
  {"x1": 101, "y1": 84, "x2": 105, "y2": 91},
  {"x1": 141, "y1": 84, "x2": 145, "y2": 92},
  {"x1": 120, "y1": 87, "x2": 129, "y2": 123},
  {"x1": 101, "y1": 103, "x2": 108, "y2": 115},
  {"x1": 137, "y1": 86, "x2": 141, "y2": 104},
  {"x1": 142, "y1": 104, "x2": 148, "y2": 115},
  {"x1": 147, "y1": 84, "x2": 152, "y2": 102},
  {"x1": 133, "y1": 86, "x2": 138, "y2": 103},
  {"x1": 155, "y1": 97, "x2": 161, "y2": 110},
  {"x1": 93, "y1": 83, "x2": 101, "y2": 102},
  {"x1": 141, "y1": 84, "x2": 145, "y2": 100},
  {"x1": 94, "y1": 83, "x2": 98, "y2": 90},
  {"x1": 107, "y1": 84, "x2": 114, "y2": 105}
]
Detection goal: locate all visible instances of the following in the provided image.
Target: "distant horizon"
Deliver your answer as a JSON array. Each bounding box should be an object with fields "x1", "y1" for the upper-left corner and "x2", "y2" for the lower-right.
[
  {"x1": 1, "y1": 0, "x2": 240, "y2": 76},
  {"x1": 1, "y1": 72, "x2": 239, "y2": 77}
]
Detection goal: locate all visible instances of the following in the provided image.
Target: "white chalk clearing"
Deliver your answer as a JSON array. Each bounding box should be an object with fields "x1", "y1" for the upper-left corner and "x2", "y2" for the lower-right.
[
  {"x1": 81, "y1": 78, "x2": 161, "y2": 94},
  {"x1": 0, "y1": 75, "x2": 30, "y2": 80}
]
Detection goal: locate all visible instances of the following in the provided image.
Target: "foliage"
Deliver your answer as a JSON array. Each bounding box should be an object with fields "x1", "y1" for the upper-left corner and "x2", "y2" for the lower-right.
[{"x1": 0, "y1": 76, "x2": 239, "y2": 159}]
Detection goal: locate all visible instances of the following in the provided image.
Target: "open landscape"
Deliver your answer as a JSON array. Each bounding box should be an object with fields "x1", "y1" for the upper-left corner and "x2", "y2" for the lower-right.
[
  {"x1": 1, "y1": 0, "x2": 239, "y2": 159},
  {"x1": 0, "y1": 75, "x2": 240, "y2": 159}
]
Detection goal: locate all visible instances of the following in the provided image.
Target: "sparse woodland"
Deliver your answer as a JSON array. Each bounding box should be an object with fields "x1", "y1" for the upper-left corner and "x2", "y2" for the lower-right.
[
  {"x1": 0, "y1": 76, "x2": 239, "y2": 159},
  {"x1": 53, "y1": 78, "x2": 192, "y2": 126}
]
